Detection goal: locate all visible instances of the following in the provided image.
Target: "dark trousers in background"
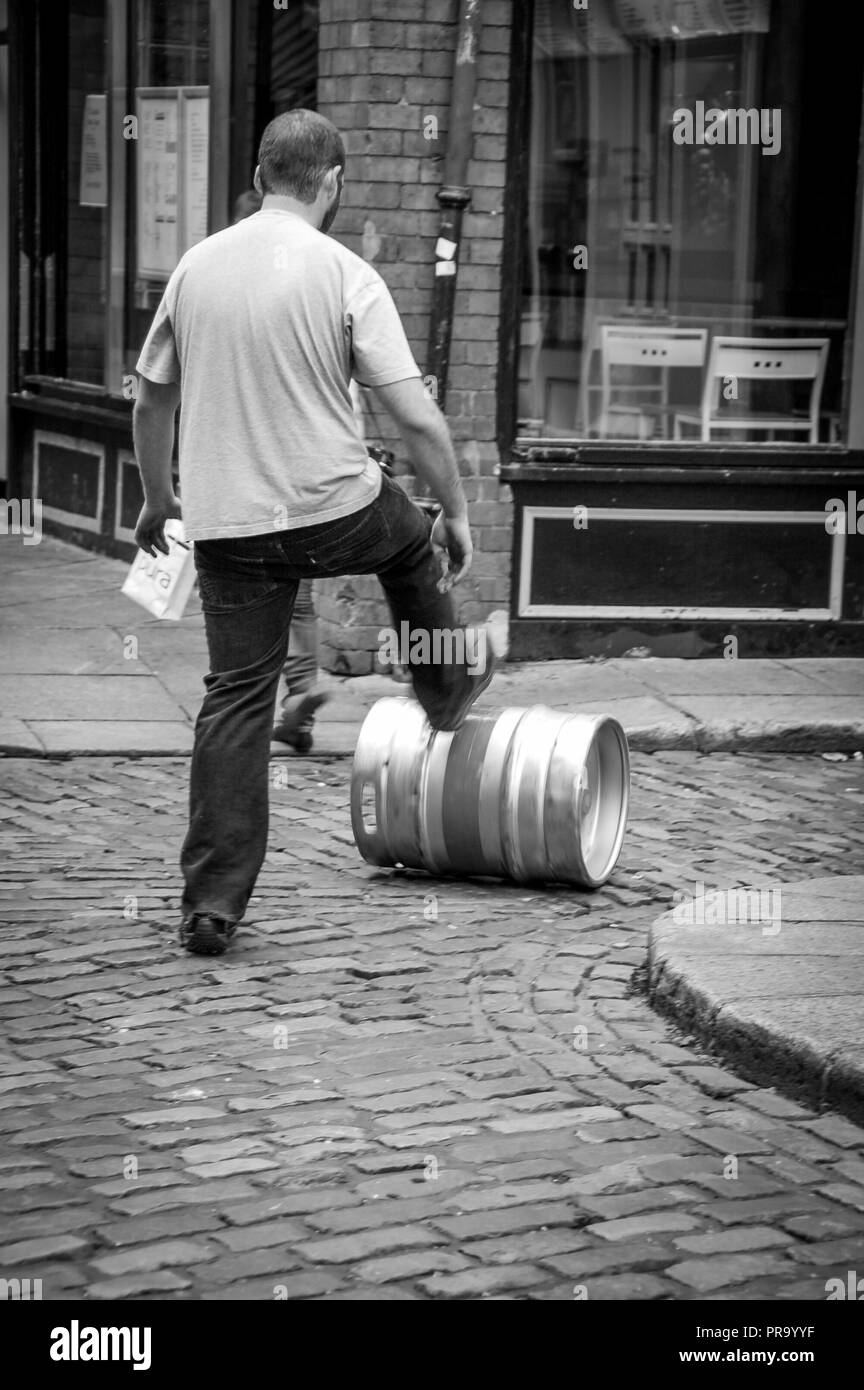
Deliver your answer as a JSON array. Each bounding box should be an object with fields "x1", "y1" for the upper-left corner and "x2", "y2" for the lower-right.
[
  {"x1": 280, "y1": 575, "x2": 318, "y2": 711},
  {"x1": 182, "y1": 474, "x2": 473, "y2": 924}
]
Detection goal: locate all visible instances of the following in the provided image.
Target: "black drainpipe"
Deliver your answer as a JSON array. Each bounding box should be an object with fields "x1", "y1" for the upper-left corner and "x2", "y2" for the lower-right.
[{"x1": 425, "y1": 0, "x2": 484, "y2": 416}]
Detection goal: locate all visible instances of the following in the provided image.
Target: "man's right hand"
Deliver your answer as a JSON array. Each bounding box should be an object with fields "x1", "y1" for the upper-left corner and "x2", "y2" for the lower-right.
[
  {"x1": 430, "y1": 511, "x2": 473, "y2": 590},
  {"x1": 134, "y1": 493, "x2": 183, "y2": 557}
]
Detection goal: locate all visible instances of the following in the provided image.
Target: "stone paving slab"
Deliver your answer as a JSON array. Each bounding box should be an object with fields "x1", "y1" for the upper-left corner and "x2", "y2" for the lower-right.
[
  {"x1": 672, "y1": 959, "x2": 862, "y2": 998},
  {"x1": 649, "y1": 877, "x2": 864, "y2": 1124},
  {"x1": 631, "y1": 657, "x2": 827, "y2": 697},
  {"x1": 0, "y1": 574, "x2": 124, "y2": 609},
  {"x1": 0, "y1": 718, "x2": 45, "y2": 755},
  {"x1": 1, "y1": 595, "x2": 143, "y2": 631},
  {"x1": 482, "y1": 661, "x2": 651, "y2": 701},
  {"x1": 792, "y1": 659, "x2": 864, "y2": 694},
  {"x1": 0, "y1": 630, "x2": 153, "y2": 677},
  {"x1": 0, "y1": 675, "x2": 183, "y2": 722},
  {"x1": 0, "y1": 749, "x2": 862, "y2": 1300},
  {"x1": 22, "y1": 721, "x2": 196, "y2": 756}
]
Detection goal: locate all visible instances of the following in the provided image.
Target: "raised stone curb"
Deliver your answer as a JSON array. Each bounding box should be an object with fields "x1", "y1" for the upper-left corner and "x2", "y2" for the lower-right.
[{"x1": 648, "y1": 877, "x2": 864, "y2": 1126}]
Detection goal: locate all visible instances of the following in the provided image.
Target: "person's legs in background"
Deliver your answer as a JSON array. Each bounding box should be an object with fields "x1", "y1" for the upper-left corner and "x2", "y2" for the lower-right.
[{"x1": 272, "y1": 577, "x2": 330, "y2": 752}]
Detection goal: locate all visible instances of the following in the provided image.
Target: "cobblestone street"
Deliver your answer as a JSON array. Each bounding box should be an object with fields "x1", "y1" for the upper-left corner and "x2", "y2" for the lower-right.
[{"x1": 1, "y1": 748, "x2": 863, "y2": 1301}]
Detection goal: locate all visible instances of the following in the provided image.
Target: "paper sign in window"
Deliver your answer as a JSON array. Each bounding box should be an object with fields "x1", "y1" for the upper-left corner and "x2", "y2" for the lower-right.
[
  {"x1": 79, "y1": 94, "x2": 108, "y2": 208},
  {"x1": 135, "y1": 87, "x2": 210, "y2": 280}
]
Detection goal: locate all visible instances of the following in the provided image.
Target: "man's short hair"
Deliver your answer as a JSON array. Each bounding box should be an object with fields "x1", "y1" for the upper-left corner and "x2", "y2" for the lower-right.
[{"x1": 257, "y1": 110, "x2": 345, "y2": 202}]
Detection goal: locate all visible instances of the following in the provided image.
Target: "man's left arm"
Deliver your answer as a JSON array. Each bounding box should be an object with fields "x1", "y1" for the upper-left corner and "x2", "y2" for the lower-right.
[{"x1": 132, "y1": 376, "x2": 182, "y2": 555}]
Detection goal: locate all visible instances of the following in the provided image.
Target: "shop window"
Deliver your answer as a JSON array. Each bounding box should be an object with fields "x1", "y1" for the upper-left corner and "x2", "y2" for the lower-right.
[
  {"x1": 137, "y1": 0, "x2": 209, "y2": 87},
  {"x1": 516, "y1": 0, "x2": 863, "y2": 446},
  {"x1": 16, "y1": 0, "x2": 319, "y2": 398},
  {"x1": 122, "y1": 0, "x2": 212, "y2": 381},
  {"x1": 15, "y1": 0, "x2": 111, "y2": 386},
  {"x1": 16, "y1": 0, "x2": 212, "y2": 394}
]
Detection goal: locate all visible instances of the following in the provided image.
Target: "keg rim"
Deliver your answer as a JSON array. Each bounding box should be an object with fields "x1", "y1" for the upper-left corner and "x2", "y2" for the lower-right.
[{"x1": 575, "y1": 714, "x2": 630, "y2": 886}]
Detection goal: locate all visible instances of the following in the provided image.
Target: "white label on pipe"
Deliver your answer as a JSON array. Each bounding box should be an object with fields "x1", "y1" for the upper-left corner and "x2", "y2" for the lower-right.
[
  {"x1": 435, "y1": 260, "x2": 457, "y2": 276},
  {"x1": 435, "y1": 237, "x2": 458, "y2": 261}
]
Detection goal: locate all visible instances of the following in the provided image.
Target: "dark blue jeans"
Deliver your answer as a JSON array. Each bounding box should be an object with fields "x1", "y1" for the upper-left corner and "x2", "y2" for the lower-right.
[{"x1": 182, "y1": 474, "x2": 474, "y2": 925}]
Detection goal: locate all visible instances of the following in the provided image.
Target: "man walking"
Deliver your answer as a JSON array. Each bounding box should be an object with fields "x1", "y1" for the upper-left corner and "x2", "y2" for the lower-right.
[{"x1": 132, "y1": 110, "x2": 494, "y2": 956}]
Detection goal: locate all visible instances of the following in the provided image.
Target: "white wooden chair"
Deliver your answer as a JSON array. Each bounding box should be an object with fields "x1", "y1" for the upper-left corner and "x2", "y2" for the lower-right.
[
  {"x1": 578, "y1": 314, "x2": 666, "y2": 436},
  {"x1": 674, "y1": 337, "x2": 830, "y2": 443},
  {"x1": 596, "y1": 325, "x2": 708, "y2": 439}
]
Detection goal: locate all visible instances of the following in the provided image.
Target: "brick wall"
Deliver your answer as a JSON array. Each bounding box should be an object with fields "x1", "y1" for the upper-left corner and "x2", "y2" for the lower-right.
[{"x1": 316, "y1": 0, "x2": 514, "y2": 674}]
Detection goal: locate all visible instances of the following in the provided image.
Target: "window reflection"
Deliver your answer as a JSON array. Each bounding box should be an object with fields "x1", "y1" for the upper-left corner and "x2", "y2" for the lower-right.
[{"x1": 519, "y1": 0, "x2": 863, "y2": 444}]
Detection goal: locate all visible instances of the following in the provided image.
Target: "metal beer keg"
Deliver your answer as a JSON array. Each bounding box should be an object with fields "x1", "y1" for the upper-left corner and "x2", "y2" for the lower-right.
[{"x1": 351, "y1": 697, "x2": 629, "y2": 887}]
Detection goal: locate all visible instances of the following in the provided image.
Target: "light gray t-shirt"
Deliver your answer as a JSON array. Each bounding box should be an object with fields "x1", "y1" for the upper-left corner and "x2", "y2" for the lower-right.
[{"x1": 136, "y1": 208, "x2": 421, "y2": 540}]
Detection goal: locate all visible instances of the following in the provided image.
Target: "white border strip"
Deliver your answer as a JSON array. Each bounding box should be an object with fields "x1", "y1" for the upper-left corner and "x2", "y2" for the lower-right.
[
  {"x1": 33, "y1": 430, "x2": 105, "y2": 533},
  {"x1": 521, "y1": 604, "x2": 836, "y2": 620},
  {"x1": 519, "y1": 506, "x2": 843, "y2": 621}
]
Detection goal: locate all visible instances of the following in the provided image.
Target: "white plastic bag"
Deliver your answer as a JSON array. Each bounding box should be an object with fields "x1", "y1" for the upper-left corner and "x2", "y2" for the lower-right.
[{"x1": 121, "y1": 518, "x2": 195, "y2": 621}]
